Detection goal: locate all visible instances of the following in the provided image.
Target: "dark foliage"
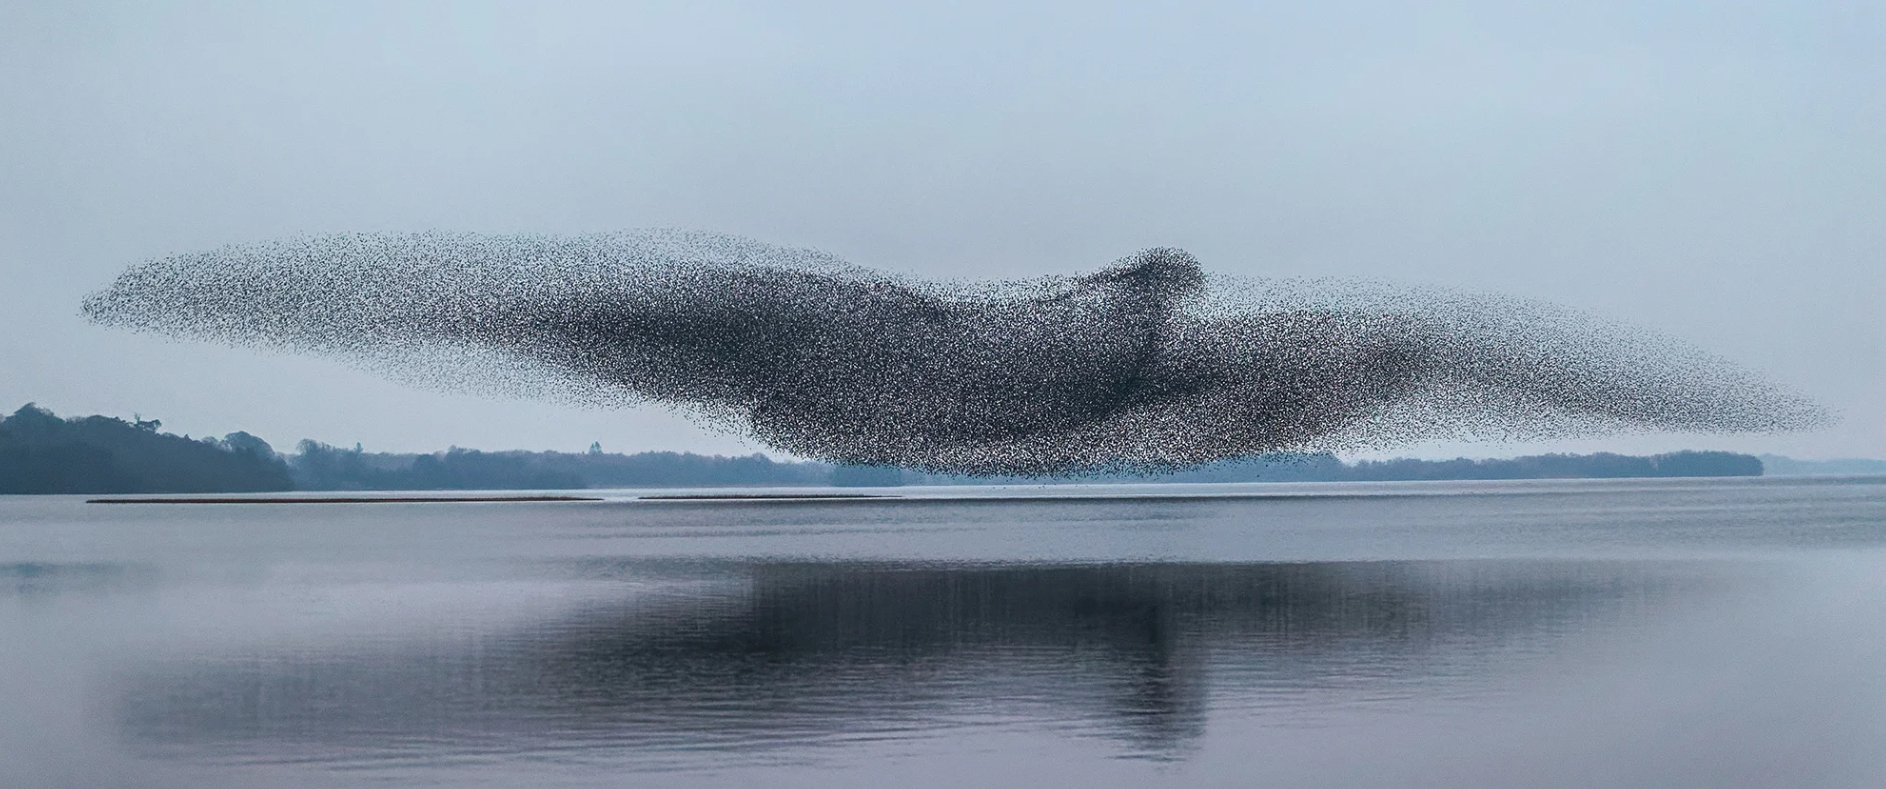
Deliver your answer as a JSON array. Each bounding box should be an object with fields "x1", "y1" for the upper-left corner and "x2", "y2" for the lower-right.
[
  {"x1": 292, "y1": 441, "x2": 583, "y2": 491},
  {"x1": 0, "y1": 404, "x2": 1765, "y2": 494},
  {"x1": 0, "y1": 404, "x2": 292, "y2": 494},
  {"x1": 288, "y1": 442, "x2": 828, "y2": 491}
]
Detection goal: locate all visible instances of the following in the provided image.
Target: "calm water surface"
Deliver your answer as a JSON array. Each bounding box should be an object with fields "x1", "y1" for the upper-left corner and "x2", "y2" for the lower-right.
[{"x1": 3, "y1": 477, "x2": 1885, "y2": 787}]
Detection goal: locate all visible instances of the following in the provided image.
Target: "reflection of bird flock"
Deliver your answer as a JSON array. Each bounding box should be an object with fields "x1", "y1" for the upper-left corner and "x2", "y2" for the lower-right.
[
  {"x1": 83, "y1": 231, "x2": 1827, "y2": 475},
  {"x1": 116, "y1": 560, "x2": 1682, "y2": 759}
]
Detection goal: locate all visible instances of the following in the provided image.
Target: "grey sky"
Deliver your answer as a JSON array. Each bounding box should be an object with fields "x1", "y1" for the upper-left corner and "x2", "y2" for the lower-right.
[{"x1": 2, "y1": 0, "x2": 1880, "y2": 460}]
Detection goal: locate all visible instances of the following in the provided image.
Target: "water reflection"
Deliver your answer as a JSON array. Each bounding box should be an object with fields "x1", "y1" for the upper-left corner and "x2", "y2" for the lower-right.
[
  {"x1": 117, "y1": 560, "x2": 1705, "y2": 766},
  {"x1": 1, "y1": 562, "x2": 157, "y2": 597}
]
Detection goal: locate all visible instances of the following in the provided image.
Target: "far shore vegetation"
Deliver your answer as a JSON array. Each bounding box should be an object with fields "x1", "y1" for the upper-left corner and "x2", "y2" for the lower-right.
[{"x1": 0, "y1": 403, "x2": 1851, "y2": 496}]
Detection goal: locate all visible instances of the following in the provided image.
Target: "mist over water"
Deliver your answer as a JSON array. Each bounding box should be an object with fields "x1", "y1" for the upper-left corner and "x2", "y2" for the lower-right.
[{"x1": 3, "y1": 477, "x2": 1886, "y2": 787}]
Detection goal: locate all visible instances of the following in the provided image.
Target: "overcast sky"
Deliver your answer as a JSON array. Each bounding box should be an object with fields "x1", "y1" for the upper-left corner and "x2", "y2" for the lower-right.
[{"x1": 2, "y1": 0, "x2": 1880, "y2": 460}]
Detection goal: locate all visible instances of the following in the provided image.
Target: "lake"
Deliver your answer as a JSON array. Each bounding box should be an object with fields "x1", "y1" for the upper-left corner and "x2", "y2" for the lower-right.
[{"x1": 3, "y1": 476, "x2": 1885, "y2": 787}]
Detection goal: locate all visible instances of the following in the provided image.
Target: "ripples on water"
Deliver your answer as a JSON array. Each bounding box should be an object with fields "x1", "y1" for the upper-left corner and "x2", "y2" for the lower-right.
[{"x1": 2, "y1": 477, "x2": 1885, "y2": 787}]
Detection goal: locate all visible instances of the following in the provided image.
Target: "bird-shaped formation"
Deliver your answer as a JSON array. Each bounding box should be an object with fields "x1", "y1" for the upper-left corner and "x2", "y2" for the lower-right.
[{"x1": 83, "y1": 231, "x2": 1827, "y2": 475}]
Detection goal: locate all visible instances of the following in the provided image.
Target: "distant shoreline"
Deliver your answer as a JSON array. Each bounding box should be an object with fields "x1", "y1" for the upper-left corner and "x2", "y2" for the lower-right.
[
  {"x1": 13, "y1": 402, "x2": 1857, "y2": 496},
  {"x1": 87, "y1": 495, "x2": 602, "y2": 504},
  {"x1": 638, "y1": 493, "x2": 897, "y2": 500}
]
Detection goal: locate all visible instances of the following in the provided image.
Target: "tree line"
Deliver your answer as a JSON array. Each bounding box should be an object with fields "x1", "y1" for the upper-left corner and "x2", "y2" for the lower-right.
[
  {"x1": 0, "y1": 404, "x2": 291, "y2": 493},
  {"x1": 0, "y1": 404, "x2": 1766, "y2": 495}
]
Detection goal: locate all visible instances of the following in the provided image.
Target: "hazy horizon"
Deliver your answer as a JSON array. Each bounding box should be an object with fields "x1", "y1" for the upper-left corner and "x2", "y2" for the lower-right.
[
  {"x1": 4, "y1": 1, "x2": 1880, "y2": 461},
  {"x1": 10, "y1": 400, "x2": 1881, "y2": 469}
]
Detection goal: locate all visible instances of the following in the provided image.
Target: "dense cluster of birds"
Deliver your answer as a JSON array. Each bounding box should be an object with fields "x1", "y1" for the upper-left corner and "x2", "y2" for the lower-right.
[{"x1": 82, "y1": 231, "x2": 1827, "y2": 475}]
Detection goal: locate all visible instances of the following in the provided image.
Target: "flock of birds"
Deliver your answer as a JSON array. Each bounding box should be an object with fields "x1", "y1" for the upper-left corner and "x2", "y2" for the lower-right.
[{"x1": 83, "y1": 231, "x2": 1826, "y2": 475}]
